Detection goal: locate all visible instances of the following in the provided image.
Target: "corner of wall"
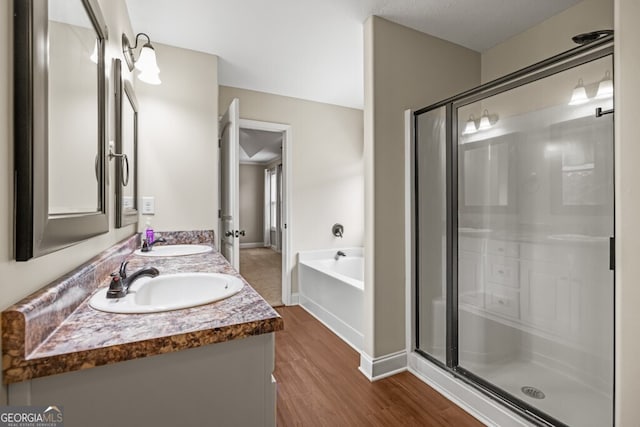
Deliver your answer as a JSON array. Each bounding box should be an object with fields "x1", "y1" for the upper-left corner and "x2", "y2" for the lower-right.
[
  {"x1": 364, "y1": 15, "x2": 479, "y2": 359},
  {"x1": 614, "y1": 0, "x2": 640, "y2": 422},
  {"x1": 362, "y1": 15, "x2": 376, "y2": 358}
]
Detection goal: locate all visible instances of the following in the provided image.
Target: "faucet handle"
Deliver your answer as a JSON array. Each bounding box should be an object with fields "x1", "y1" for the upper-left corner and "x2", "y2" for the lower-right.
[
  {"x1": 106, "y1": 273, "x2": 125, "y2": 299},
  {"x1": 118, "y1": 261, "x2": 129, "y2": 279}
]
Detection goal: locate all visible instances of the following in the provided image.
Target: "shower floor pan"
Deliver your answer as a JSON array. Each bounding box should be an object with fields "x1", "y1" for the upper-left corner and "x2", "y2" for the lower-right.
[{"x1": 462, "y1": 359, "x2": 612, "y2": 426}]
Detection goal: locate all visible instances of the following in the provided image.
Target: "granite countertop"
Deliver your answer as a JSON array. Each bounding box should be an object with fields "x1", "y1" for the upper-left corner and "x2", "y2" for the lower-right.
[{"x1": 2, "y1": 232, "x2": 283, "y2": 384}]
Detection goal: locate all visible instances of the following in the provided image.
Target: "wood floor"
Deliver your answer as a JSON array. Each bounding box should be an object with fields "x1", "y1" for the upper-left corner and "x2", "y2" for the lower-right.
[{"x1": 274, "y1": 306, "x2": 482, "y2": 427}]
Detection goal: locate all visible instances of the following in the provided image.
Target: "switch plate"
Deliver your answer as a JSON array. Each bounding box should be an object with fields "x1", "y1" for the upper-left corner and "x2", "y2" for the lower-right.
[{"x1": 142, "y1": 196, "x2": 155, "y2": 215}]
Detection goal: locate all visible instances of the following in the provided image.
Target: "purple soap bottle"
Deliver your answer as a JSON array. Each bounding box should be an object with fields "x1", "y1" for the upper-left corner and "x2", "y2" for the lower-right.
[{"x1": 145, "y1": 218, "x2": 154, "y2": 244}]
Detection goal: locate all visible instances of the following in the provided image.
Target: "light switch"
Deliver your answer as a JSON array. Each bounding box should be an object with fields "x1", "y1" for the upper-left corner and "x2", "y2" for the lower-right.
[{"x1": 142, "y1": 196, "x2": 155, "y2": 215}]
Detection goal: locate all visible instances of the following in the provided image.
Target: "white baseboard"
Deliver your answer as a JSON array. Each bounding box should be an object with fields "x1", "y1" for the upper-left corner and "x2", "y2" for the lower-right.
[
  {"x1": 358, "y1": 350, "x2": 407, "y2": 382},
  {"x1": 299, "y1": 295, "x2": 363, "y2": 352},
  {"x1": 288, "y1": 292, "x2": 300, "y2": 305},
  {"x1": 240, "y1": 242, "x2": 267, "y2": 249},
  {"x1": 408, "y1": 352, "x2": 532, "y2": 427}
]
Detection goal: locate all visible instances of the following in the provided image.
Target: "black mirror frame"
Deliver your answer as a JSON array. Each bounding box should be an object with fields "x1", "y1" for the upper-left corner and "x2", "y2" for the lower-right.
[
  {"x1": 14, "y1": 0, "x2": 109, "y2": 261},
  {"x1": 114, "y1": 58, "x2": 139, "y2": 228}
]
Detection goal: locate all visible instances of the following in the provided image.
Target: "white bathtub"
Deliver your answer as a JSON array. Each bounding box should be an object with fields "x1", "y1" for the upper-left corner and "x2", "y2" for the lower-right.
[{"x1": 298, "y1": 248, "x2": 364, "y2": 351}]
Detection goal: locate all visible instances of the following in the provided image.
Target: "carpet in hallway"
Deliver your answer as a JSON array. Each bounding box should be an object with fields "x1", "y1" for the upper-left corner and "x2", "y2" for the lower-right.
[{"x1": 240, "y1": 247, "x2": 282, "y2": 306}]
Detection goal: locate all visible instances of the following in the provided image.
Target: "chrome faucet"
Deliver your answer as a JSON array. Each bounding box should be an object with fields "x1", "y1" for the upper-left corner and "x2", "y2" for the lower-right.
[
  {"x1": 335, "y1": 250, "x2": 346, "y2": 261},
  {"x1": 106, "y1": 261, "x2": 160, "y2": 299},
  {"x1": 141, "y1": 237, "x2": 167, "y2": 252}
]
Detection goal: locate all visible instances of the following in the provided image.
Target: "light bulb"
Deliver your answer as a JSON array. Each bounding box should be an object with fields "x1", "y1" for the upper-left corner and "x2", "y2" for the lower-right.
[
  {"x1": 478, "y1": 110, "x2": 491, "y2": 130},
  {"x1": 595, "y1": 71, "x2": 613, "y2": 99},
  {"x1": 462, "y1": 115, "x2": 477, "y2": 135},
  {"x1": 569, "y1": 78, "x2": 589, "y2": 105},
  {"x1": 138, "y1": 69, "x2": 161, "y2": 85},
  {"x1": 135, "y1": 44, "x2": 160, "y2": 74}
]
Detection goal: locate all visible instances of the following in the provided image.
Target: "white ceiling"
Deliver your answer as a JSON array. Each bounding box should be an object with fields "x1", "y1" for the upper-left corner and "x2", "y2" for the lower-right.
[
  {"x1": 239, "y1": 128, "x2": 282, "y2": 165},
  {"x1": 125, "y1": 0, "x2": 582, "y2": 109}
]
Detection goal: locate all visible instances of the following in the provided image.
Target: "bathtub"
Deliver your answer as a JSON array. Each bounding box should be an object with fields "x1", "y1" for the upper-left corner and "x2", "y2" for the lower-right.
[{"x1": 298, "y1": 248, "x2": 364, "y2": 351}]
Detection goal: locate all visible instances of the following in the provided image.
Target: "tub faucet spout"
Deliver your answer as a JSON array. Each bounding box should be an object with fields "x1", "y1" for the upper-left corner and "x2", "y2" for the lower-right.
[{"x1": 335, "y1": 251, "x2": 346, "y2": 261}]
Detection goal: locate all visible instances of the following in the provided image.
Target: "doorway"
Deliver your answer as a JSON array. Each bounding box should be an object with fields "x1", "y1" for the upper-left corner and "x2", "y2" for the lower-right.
[
  {"x1": 219, "y1": 101, "x2": 292, "y2": 307},
  {"x1": 238, "y1": 124, "x2": 285, "y2": 306}
]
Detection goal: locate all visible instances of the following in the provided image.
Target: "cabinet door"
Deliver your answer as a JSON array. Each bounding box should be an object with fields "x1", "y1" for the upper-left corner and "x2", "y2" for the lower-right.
[
  {"x1": 520, "y1": 260, "x2": 580, "y2": 337},
  {"x1": 458, "y1": 250, "x2": 484, "y2": 307},
  {"x1": 485, "y1": 283, "x2": 520, "y2": 319},
  {"x1": 485, "y1": 255, "x2": 519, "y2": 288}
]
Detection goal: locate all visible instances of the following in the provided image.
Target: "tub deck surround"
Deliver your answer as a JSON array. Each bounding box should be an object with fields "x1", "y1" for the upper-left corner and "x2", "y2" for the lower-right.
[
  {"x1": 2, "y1": 230, "x2": 283, "y2": 384},
  {"x1": 298, "y1": 248, "x2": 364, "y2": 351}
]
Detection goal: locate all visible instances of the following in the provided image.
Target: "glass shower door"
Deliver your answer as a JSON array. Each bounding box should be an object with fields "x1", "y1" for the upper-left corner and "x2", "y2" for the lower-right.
[
  {"x1": 455, "y1": 54, "x2": 614, "y2": 426},
  {"x1": 415, "y1": 106, "x2": 448, "y2": 365}
]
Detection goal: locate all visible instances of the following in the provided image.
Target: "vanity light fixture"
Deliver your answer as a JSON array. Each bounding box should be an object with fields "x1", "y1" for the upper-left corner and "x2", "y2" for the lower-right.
[
  {"x1": 478, "y1": 109, "x2": 492, "y2": 130},
  {"x1": 568, "y1": 78, "x2": 588, "y2": 105},
  {"x1": 462, "y1": 114, "x2": 477, "y2": 135},
  {"x1": 595, "y1": 71, "x2": 613, "y2": 99},
  {"x1": 122, "y1": 32, "x2": 161, "y2": 85}
]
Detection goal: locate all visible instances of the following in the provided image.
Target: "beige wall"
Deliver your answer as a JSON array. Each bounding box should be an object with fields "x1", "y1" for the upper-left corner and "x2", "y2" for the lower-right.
[
  {"x1": 136, "y1": 43, "x2": 218, "y2": 234},
  {"x1": 615, "y1": 0, "x2": 640, "y2": 422},
  {"x1": 481, "y1": 0, "x2": 613, "y2": 83},
  {"x1": 219, "y1": 86, "x2": 364, "y2": 293},
  {"x1": 0, "y1": 0, "x2": 137, "y2": 403},
  {"x1": 364, "y1": 16, "x2": 480, "y2": 357},
  {"x1": 239, "y1": 164, "x2": 265, "y2": 245}
]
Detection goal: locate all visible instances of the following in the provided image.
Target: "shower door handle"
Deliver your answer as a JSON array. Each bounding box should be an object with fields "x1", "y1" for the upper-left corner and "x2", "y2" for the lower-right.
[
  {"x1": 596, "y1": 107, "x2": 614, "y2": 118},
  {"x1": 610, "y1": 236, "x2": 615, "y2": 270}
]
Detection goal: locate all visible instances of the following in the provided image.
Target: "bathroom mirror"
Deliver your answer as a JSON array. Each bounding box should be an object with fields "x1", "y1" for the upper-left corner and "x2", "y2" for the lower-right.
[
  {"x1": 14, "y1": 0, "x2": 109, "y2": 261},
  {"x1": 458, "y1": 134, "x2": 517, "y2": 213},
  {"x1": 550, "y1": 115, "x2": 614, "y2": 215},
  {"x1": 114, "y1": 59, "x2": 139, "y2": 228}
]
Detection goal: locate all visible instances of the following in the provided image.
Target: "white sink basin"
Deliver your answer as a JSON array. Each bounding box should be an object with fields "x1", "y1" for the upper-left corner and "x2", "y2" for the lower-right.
[
  {"x1": 133, "y1": 244, "x2": 212, "y2": 257},
  {"x1": 89, "y1": 273, "x2": 244, "y2": 314}
]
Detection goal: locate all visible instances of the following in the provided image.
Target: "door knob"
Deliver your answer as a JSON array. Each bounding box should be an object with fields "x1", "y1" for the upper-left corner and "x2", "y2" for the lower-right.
[{"x1": 224, "y1": 231, "x2": 234, "y2": 237}]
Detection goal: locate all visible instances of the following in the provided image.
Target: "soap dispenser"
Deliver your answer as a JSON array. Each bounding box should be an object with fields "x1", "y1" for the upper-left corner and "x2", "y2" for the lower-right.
[{"x1": 145, "y1": 218, "x2": 154, "y2": 245}]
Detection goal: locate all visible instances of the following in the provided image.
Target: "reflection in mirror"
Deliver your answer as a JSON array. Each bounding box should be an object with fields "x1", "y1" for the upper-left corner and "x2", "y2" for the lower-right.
[
  {"x1": 550, "y1": 115, "x2": 613, "y2": 214},
  {"x1": 14, "y1": 0, "x2": 108, "y2": 261},
  {"x1": 463, "y1": 142, "x2": 509, "y2": 207},
  {"x1": 458, "y1": 134, "x2": 516, "y2": 212},
  {"x1": 48, "y1": 0, "x2": 99, "y2": 214},
  {"x1": 114, "y1": 58, "x2": 139, "y2": 228}
]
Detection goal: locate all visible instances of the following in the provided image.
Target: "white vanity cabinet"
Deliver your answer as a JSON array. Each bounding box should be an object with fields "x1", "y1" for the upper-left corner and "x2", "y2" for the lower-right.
[
  {"x1": 8, "y1": 334, "x2": 277, "y2": 427},
  {"x1": 484, "y1": 239, "x2": 520, "y2": 319},
  {"x1": 519, "y1": 258, "x2": 577, "y2": 336},
  {"x1": 519, "y1": 241, "x2": 610, "y2": 343},
  {"x1": 458, "y1": 233, "x2": 610, "y2": 344},
  {"x1": 458, "y1": 236, "x2": 521, "y2": 320}
]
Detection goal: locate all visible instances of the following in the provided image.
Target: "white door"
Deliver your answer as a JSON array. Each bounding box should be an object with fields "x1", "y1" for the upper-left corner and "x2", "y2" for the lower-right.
[{"x1": 219, "y1": 98, "x2": 241, "y2": 269}]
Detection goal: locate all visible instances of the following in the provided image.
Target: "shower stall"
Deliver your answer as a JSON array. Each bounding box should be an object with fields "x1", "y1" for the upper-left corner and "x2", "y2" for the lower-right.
[{"x1": 413, "y1": 36, "x2": 614, "y2": 426}]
